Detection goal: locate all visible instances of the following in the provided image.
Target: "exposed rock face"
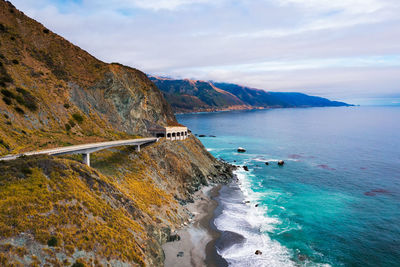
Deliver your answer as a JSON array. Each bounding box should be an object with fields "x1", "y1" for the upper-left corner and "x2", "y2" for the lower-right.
[
  {"x1": 70, "y1": 64, "x2": 175, "y2": 136},
  {"x1": 0, "y1": 1, "x2": 175, "y2": 155}
]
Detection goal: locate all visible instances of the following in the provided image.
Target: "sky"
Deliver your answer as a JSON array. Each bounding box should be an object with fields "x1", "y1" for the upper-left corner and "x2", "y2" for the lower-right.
[{"x1": 11, "y1": 0, "x2": 400, "y2": 105}]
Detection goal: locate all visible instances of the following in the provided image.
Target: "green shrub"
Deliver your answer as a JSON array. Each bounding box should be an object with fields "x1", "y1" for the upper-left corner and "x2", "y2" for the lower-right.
[
  {"x1": 22, "y1": 95, "x2": 37, "y2": 111},
  {"x1": 72, "y1": 113, "x2": 84, "y2": 123},
  {"x1": 1, "y1": 89, "x2": 14, "y2": 98},
  {"x1": 15, "y1": 95, "x2": 25, "y2": 105},
  {"x1": 15, "y1": 88, "x2": 38, "y2": 111},
  {"x1": 16, "y1": 87, "x2": 27, "y2": 94},
  {"x1": 68, "y1": 119, "x2": 76, "y2": 128},
  {"x1": 63, "y1": 103, "x2": 70, "y2": 109},
  {"x1": 2, "y1": 97, "x2": 11, "y2": 105},
  {"x1": 47, "y1": 236, "x2": 58, "y2": 247},
  {"x1": 43, "y1": 29, "x2": 49, "y2": 34},
  {"x1": 72, "y1": 262, "x2": 84, "y2": 267},
  {"x1": 0, "y1": 139, "x2": 9, "y2": 150},
  {"x1": 14, "y1": 106, "x2": 24, "y2": 114},
  {"x1": 21, "y1": 167, "x2": 32, "y2": 175},
  {"x1": 12, "y1": 59, "x2": 19, "y2": 65},
  {"x1": 0, "y1": 23, "x2": 6, "y2": 33},
  {"x1": 65, "y1": 123, "x2": 71, "y2": 131}
]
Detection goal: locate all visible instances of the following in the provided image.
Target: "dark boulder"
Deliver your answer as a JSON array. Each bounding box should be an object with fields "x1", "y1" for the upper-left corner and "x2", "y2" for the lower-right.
[
  {"x1": 297, "y1": 254, "x2": 308, "y2": 261},
  {"x1": 243, "y1": 166, "x2": 249, "y2": 171},
  {"x1": 265, "y1": 162, "x2": 269, "y2": 165},
  {"x1": 199, "y1": 134, "x2": 206, "y2": 137},
  {"x1": 278, "y1": 160, "x2": 285, "y2": 166},
  {"x1": 237, "y1": 147, "x2": 246, "y2": 152},
  {"x1": 168, "y1": 233, "x2": 181, "y2": 242},
  {"x1": 255, "y1": 250, "x2": 262, "y2": 255}
]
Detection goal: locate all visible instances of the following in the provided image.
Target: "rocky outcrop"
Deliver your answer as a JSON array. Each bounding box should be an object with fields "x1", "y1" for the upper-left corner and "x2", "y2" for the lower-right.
[
  {"x1": 70, "y1": 64, "x2": 174, "y2": 136},
  {"x1": 0, "y1": 1, "x2": 175, "y2": 155}
]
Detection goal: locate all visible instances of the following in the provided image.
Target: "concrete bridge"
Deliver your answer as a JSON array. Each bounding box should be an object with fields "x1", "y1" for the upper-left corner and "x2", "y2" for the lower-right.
[{"x1": 0, "y1": 137, "x2": 158, "y2": 167}]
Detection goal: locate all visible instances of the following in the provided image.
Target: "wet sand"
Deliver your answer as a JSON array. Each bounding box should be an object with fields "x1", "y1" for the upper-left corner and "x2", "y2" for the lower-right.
[{"x1": 163, "y1": 185, "x2": 227, "y2": 267}]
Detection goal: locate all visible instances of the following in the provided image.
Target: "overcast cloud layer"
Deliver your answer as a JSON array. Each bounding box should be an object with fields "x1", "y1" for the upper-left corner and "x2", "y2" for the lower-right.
[{"x1": 11, "y1": 0, "x2": 400, "y2": 104}]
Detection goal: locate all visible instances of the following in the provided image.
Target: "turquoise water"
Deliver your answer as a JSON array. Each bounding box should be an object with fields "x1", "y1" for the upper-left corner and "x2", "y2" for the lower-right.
[{"x1": 177, "y1": 106, "x2": 400, "y2": 267}]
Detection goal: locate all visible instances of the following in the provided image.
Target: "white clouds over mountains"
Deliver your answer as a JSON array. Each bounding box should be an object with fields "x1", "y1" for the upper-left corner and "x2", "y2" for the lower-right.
[{"x1": 11, "y1": 0, "x2": 400, "y2": 103}]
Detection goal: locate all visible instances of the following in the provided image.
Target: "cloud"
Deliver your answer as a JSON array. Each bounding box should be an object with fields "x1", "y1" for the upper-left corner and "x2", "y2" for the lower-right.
[
  {"x1": 10, "y1": 0, "x2": 400, "y2": 104},
  {"x1": 119, "y1": 0, "x2": 215, "y2": 11}
]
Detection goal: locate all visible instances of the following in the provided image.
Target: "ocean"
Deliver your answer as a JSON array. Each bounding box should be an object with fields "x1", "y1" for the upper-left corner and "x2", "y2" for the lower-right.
[{"x1": 176, "y1": 106, "x2": 400, "y2": 267}]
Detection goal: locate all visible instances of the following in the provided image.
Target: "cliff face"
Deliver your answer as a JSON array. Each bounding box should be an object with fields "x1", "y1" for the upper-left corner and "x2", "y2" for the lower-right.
[
  {"x1": 0, "y1": 137, "x2": 233, "y2": 266},
  {"x1": 0, "y1": 1, "x2": 234, "y2": 266},
  {"x1": 0, "y1": 0, "x2": 174, "y2": 156},
  {"x1": 150, "y1": 77, "x2": 351, "y2": 113}
]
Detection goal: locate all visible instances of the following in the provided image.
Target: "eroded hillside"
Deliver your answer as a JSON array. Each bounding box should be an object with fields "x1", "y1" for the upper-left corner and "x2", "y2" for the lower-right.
[{"x1": 0, "y1": 0, "x2": 174, "y2": 156}]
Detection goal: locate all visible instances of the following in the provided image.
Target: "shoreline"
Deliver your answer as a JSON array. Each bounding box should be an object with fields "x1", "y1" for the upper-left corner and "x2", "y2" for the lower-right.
[{"x1": 162, "y1": 184, "x2": 228, "y2": 267}]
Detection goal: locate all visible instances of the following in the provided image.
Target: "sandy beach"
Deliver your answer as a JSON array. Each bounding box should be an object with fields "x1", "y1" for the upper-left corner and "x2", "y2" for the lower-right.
[{"x1": 163, "y1": 184, "x2": 227, "y2": 267}]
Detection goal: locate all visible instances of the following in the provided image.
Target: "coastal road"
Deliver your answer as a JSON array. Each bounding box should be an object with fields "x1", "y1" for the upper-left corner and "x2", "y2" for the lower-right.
[{"x1": 0, "y1": 137, "x2": 158, "y2": 166}]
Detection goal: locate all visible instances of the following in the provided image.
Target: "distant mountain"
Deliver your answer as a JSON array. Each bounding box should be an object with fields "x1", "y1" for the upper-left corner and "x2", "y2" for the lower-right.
[{"x1": 150, "y1": 77, "x2": 351, "y2": 113}]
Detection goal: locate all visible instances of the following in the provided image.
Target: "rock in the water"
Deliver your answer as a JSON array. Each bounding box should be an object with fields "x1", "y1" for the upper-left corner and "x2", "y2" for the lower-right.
[
  {"x1": 298, "y1": 254, "x2": 308, "y2": 261},
  {"x1": 255, "y1": 250, "x2": 262, "y2": 255},
  {"x1": 278, "y1": 160, "x2": 285, "y2": 166},
  {"x1": 199, "y1": 134, "x2": 206, "y2": 137},
  {"x1": 237, "y1": 147, "x2": 246, "y2": 152},
  {"x1": 168, "y1": 233, "x2": 181, "y2": 242},
  {"x1": 243, "y1": 166, "x2": 249, "y2": 171},
  {"x1": 265, "y1": 162, "x2": 269, "y2": 165},
  {"x1": 255, "y1": 204, "x2": 259, "y2": 207},
  {"x1": 209, "y1": 135, "x2": 216, "y2": 137}
]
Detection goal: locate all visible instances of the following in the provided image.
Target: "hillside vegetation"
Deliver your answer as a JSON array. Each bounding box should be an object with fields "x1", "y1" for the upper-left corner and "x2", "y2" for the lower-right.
[
  {"x1": 0, "y1": 0, "x2": 174, "y2": 156},
  {"x1": 0, "y1": 137, "x2": 233, "y2": 266}
]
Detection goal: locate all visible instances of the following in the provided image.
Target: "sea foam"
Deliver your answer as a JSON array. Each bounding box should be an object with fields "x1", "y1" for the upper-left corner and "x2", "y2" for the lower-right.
[{"x1": 214, "y1": 169, "x2": 295, "y2": 267}]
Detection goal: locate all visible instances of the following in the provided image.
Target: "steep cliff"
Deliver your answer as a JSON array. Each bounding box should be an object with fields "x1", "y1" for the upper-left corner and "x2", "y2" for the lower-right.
[
  {"x1": 0, "y1": 0, "x2": 174, "y2": 156},
  {"x1": 0, "y1": 1, "x2": 234, "y2": 266}
]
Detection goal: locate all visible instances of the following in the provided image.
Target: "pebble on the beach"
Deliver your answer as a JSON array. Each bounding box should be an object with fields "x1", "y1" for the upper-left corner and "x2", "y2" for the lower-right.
[{"x1": 177, "y1": 251, "x2": 184, "y2": 257}]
